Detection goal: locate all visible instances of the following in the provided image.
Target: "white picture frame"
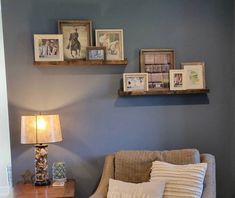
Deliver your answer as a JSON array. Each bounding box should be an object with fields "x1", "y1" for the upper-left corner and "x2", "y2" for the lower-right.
[
  {"x1": 181, "y1": 62, "x2": 205, "y2": 89},
  {"x1": 170, "y1": 69, "x2": 185, "y2": 90},
  {"x1": 123, "y1": 73, "x2": 148, "y2": 92},
  {"x1": 95, "y1": 29, "x2": 124, "y2": 60},
  {"x1": 34, "y1": 34, "x2": 64, "y2": 62}
]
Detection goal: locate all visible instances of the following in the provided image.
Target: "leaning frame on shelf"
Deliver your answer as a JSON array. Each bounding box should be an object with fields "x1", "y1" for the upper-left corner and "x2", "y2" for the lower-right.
[{"x1": 140, "y1": 49, "x2": 175, "y2": 90}]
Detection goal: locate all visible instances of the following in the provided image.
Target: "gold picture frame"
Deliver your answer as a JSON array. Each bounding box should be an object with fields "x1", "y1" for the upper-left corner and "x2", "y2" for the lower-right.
[{"x1": 58, "y1": 20, "x2": 93, "y2": 60}]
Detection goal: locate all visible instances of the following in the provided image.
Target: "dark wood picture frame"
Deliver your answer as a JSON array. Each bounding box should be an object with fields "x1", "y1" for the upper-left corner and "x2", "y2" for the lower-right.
[
  {"x1": 58, "y1": 20, "x2": 93, "y2": 60},
  {"x1": 86, "y1": 46, "x2": 106, "y2": 61},
  {"x1": 140, "y1": 49, "x2": 175, "y2": 90}
]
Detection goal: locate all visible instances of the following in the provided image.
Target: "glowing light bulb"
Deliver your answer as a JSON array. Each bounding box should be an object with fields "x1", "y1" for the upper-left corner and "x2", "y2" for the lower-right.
[{"x1": 37, "y1": 118, "x2": 46, "y2": 130}]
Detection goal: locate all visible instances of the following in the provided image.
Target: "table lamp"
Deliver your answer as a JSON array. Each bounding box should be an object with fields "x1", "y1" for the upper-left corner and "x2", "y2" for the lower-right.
[{"x1": 21, "y1": 114, "x2": 62, "y2": 186}]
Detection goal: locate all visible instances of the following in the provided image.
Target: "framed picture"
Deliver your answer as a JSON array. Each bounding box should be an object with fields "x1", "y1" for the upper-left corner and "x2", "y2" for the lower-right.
[
  {"x1": 58, "y1": 20, "x2": 92, "y2": 60},
  {"x1": 170, "y1": 69, "x2": 185, "y2": 90},
  {"x1": 95, "y1": 29, "x2": 124, "y2": 60},
  {"x1": 34, "y1": 34, "x2": 64, "y2": 61},
  {"x1": 123, "y1": 73, "x2": 148, "y2": 92},
  {"x1": 86, "y1": 46, "x2": 106, "y2": 60},
  {"x1": 140, "y1": 49, "x2": 175, "y2": 90},
  {"x1": 181, "y1": 62, "x2": 205, "y2": 89}
]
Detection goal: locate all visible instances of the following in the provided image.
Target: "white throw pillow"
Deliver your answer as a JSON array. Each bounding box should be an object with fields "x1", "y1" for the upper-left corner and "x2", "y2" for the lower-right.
[
  {"x1": 107, "y1": 178, "x2": 166, "y2": 198},
  {"x1": 150, "y1": 161, "x2": 207, "y2": 198}
]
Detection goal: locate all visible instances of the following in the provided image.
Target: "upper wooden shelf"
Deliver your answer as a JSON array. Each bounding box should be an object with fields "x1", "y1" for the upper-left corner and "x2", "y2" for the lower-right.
[
  {"x1": 118, "y1": 89, "x2": 210, "y2": 96},
  {"x1": 34, "y1": 58, "x2": 128, "y2": 66}
]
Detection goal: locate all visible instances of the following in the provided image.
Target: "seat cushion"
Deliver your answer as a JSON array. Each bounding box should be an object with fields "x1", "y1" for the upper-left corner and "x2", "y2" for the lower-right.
[{"x1": 114, "y1": 149, "x2": 200, "y2": 183}]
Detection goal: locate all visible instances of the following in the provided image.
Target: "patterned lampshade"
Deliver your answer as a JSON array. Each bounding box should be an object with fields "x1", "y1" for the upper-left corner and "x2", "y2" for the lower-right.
[{"x1": 21, "y1": 114, "x2": 62, "y2": 144}]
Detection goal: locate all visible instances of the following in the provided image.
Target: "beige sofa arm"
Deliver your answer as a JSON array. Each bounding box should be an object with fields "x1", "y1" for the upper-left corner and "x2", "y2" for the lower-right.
[
  {"x1": 201, "y1": 154, "x2": 216, "y2": 198},
  {"x1": 89, "y1": 154, "x2": 115, "y2": 198}
]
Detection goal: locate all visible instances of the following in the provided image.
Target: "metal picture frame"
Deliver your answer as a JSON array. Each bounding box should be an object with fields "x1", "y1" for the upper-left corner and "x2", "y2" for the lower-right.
[{"x1": 86, "y1": 46, "x2": 106, "y2": 61}]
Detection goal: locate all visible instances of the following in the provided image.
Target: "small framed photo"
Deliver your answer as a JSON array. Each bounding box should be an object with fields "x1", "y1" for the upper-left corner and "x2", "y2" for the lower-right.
[
  {"x1": 58, "y1": 20, "x2": 93, "y2": 60},
  {"x1": 34, "y1": 34, "x2": 64, "y2": 61},
  {"x1": 86, "y1": 46, "x2": 106, "y2": 60},
  {"x1": 140, "y1": 49, "x2": 175, "y2": 90},
  {"x1": 123, "y1": 73, "x2": 148, "y2": 92},
  {"x1": 95, "y1": 29, "x2": 124, "y2": 60},
  {"x1": 170, "y1": 69, "x2": 185, "y2": 90},
  {"x1": 181, "y1": 62, "x2": 205, "y2": 89}
]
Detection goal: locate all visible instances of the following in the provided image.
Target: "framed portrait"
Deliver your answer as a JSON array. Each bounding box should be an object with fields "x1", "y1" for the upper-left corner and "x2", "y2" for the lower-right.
[
  {"x1": 123, "y1": 73, "x2": 148, "y2": 92},
  {"x1": 86, "y1": 46, "x2": 106, "y2": 60},
  {"x1": 170, "y1": 69, "x2": 185, "y2": 90},
  {"x1": 34, "y1": 34, "x2": 64, "y2": 61},
  {"x1": 58, "y1": 20, "x2": 92, "y2": 60},
  {"x1": 95, "y1": 29, "x2": 124, "y2": 60},
  {"x1": 140, "y1": 49, "x2": 175, "y2": 90},
  {"x1": 181, "y1": 62, "x2": 206, "y2": 89}
]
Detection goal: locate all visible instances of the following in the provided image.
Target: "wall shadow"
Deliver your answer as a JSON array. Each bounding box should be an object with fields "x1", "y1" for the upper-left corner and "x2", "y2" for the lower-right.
[{"x1": 115, "y1": 94, "x2": 209, "y2": 107}]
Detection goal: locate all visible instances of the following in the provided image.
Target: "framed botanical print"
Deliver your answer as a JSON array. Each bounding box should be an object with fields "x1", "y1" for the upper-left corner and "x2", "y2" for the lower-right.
[
  {"x1": 34, "y1": 34, "x2": 64, "y2": 61},
  {"x1": 95, "y1": 29, "x2": 124, "y2": 60},
  {"x1": 140, "y1": 49, "x2": 175, "y2": 90},
  {"x1": 181, "y1": 62, "x2": 206, "y2": 89},
  {"x1": 58, "y1": 20, "x2": 92, "y2": 60}
]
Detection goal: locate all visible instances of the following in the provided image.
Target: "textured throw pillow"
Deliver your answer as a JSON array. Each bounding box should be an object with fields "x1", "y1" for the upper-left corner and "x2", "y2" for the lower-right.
[
  {"x1": 107, "y1": 178, "x2": 166, "y2": 198},
  {"x1": 150, "y1": 161, "x2": 207, "y2": 198}
]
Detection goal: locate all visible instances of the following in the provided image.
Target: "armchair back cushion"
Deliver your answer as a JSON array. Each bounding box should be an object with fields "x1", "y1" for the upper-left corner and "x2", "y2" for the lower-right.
[{"x1": 114, "y1": 149, "x2": 200, "y2": 183}]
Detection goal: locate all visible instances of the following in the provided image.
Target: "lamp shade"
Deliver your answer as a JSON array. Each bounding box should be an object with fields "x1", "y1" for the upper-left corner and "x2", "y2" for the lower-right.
[{"x1": 21, "y1": 114, "x2": 62, "y2": 144}]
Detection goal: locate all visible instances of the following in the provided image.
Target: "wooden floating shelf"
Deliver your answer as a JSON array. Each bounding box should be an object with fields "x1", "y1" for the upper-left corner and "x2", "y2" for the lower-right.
[
  {"x1": 34, "y1": 58, "x2": 128, "y2": 66},
  {"x1": 118, "y1": 89, "x2": 210, "y2": 96}
]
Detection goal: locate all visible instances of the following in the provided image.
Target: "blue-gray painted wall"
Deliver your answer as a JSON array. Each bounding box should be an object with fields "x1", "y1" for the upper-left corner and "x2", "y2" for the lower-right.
[{"x1": 2, "y1": 0, "x2": 234, "y2": 197}]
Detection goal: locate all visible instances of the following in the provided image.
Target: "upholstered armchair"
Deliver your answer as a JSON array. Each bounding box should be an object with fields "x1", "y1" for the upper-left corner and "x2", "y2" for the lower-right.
[{"x1": 90, "y1": 149, "x2": 216, "y2": 198}]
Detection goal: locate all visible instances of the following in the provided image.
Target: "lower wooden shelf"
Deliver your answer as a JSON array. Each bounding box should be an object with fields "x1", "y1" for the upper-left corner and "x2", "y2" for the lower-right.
[
  {"x1": 118, "y1": 89, "x2": 210, "y2": 96},
  {"x1": 34, "y1": 58, "x2": 128, "y2": 66}
]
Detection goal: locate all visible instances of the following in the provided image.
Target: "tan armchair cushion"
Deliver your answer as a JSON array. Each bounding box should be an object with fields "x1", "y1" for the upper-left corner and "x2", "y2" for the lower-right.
[{"x1": 114, "y1": 149, "x2": 200, "y2": 183}]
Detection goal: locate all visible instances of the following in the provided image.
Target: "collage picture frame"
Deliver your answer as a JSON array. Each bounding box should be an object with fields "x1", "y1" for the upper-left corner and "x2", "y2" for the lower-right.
[{"x1": 140, "y1": 49, "x2": 175, "y2": 90}]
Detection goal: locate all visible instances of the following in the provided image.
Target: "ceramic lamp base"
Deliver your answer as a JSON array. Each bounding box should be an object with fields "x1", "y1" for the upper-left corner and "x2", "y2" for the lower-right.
[
  {"x1": 34, "y1": 144, "x2": 50, "y2": 186},
  {"x1": 35, "y1": 179, "x2": 51, "y2": 186}
]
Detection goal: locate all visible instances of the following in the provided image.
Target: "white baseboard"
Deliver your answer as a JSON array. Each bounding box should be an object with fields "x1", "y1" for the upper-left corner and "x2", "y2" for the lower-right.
[{"x1": 0, "y1": 186, "x2": 12, "y2": 197}]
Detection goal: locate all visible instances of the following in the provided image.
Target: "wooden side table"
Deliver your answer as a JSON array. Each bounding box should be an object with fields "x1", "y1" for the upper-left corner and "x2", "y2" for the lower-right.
[{"x1": 11, "y1": 179, "x2": 75, "y2": 198}]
